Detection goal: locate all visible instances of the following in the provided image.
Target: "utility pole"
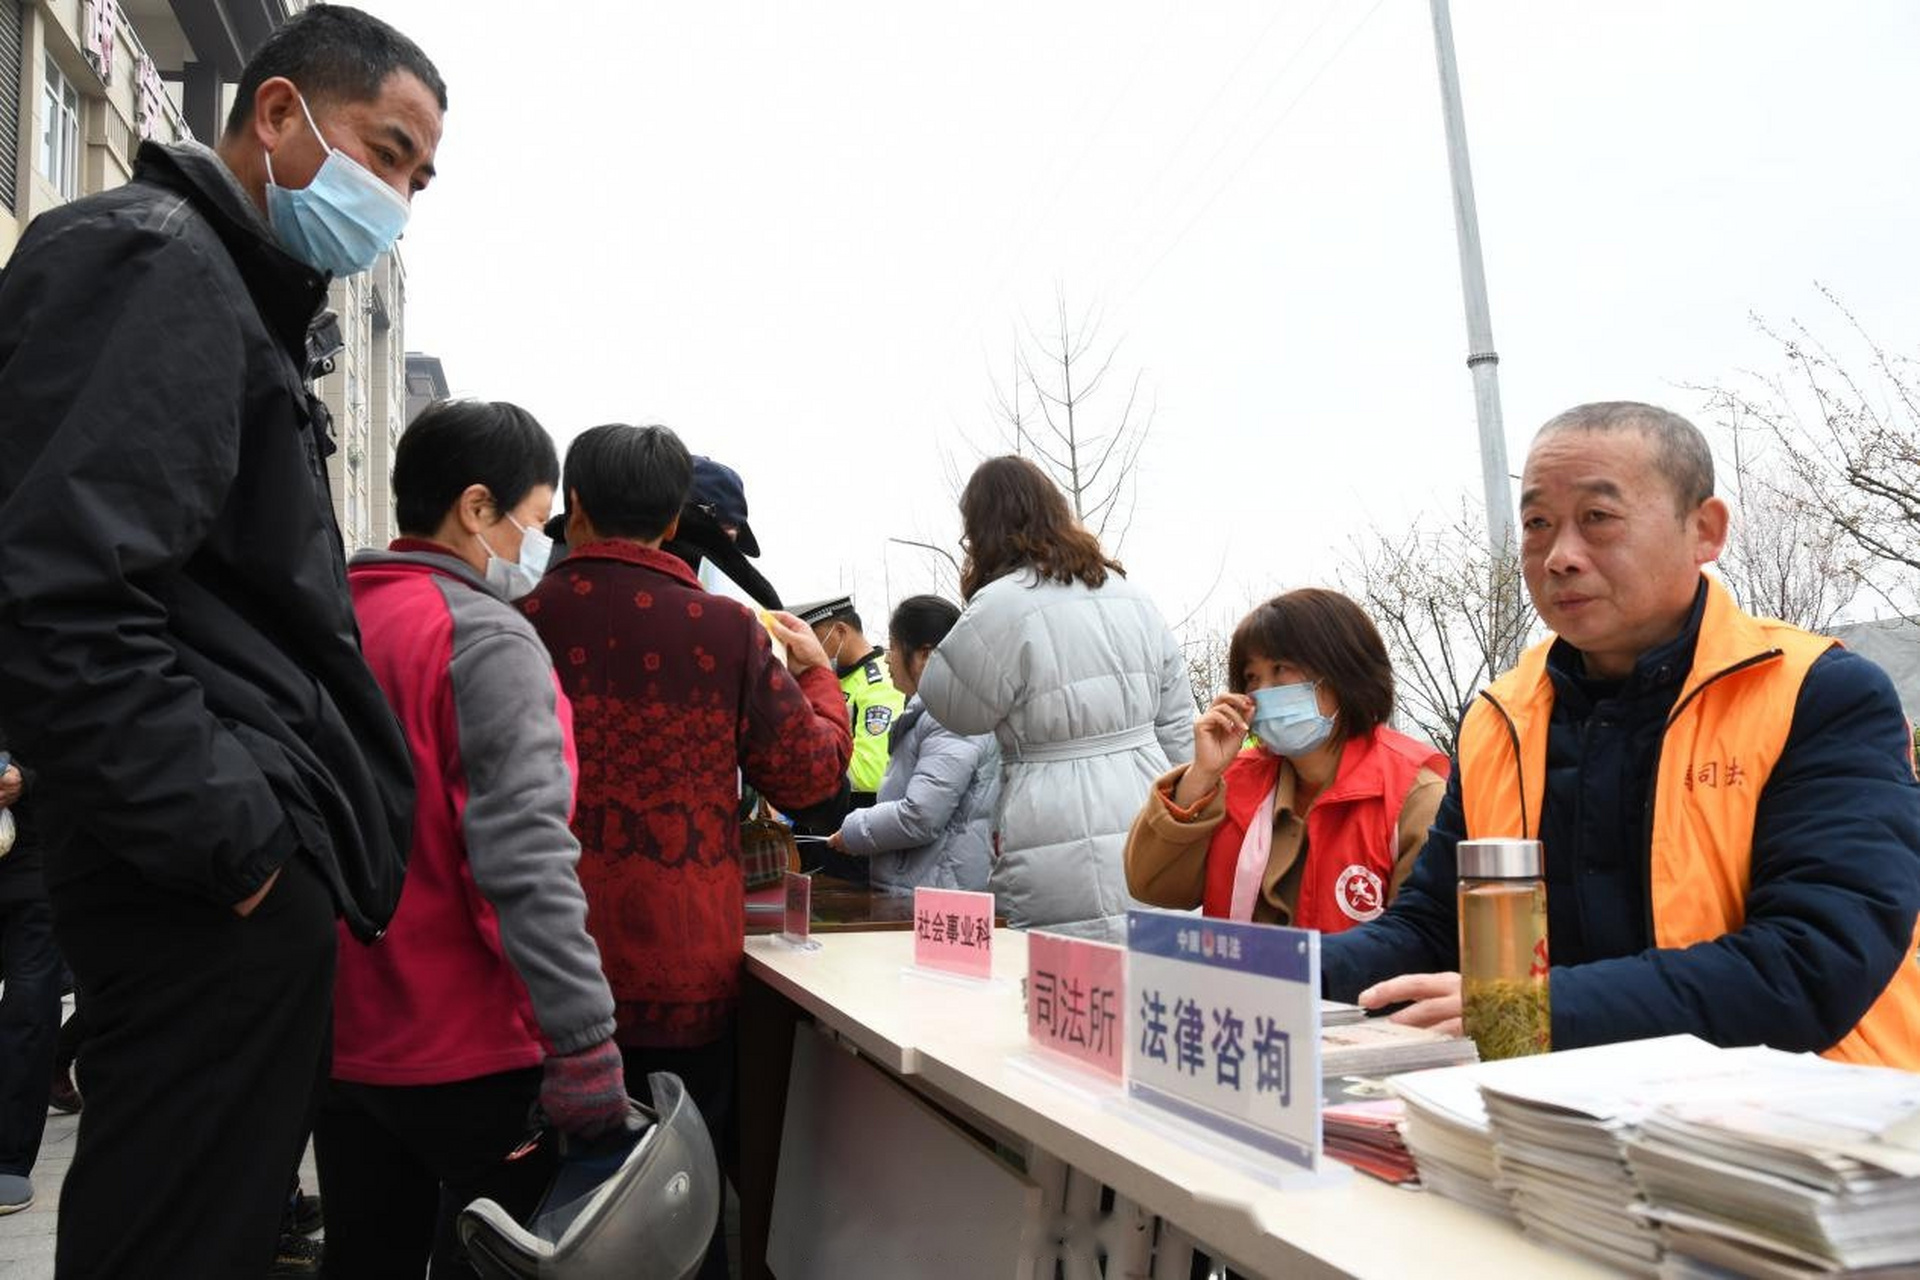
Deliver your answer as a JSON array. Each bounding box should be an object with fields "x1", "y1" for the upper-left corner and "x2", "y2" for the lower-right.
[
  {"x1": 1429, "y1": 0, "x2": 1522, "y2": 670},
  {"x1": 1428, "y1": 0, "x2": 1512, "y2": 553}
]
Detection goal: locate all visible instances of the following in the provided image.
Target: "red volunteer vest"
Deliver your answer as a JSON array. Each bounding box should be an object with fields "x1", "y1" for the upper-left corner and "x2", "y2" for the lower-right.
[{"x1": 1201, "y1": 726, "x2": 1448, "y2": 931}]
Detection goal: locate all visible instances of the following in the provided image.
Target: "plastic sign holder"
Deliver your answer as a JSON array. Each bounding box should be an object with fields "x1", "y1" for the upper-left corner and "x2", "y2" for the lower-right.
[
  {"x1": 911, "y1": 886, "x2": 994, "y2": 980},
  {"x1": 1124, "y1": 909, "x2": 1323, "y2": 1174},
  {"x1": 779, "y1": 871, "x2": 820, "y2": 951}
]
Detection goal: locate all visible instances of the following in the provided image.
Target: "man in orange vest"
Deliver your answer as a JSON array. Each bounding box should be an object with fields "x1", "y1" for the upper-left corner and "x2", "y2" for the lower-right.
[{"x1": 1323, "y1": 401, "x2": 1920, "y2": 1068}]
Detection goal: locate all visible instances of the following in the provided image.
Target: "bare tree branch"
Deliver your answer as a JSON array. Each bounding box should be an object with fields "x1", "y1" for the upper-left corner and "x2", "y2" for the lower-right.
[
  {"x1": 1338, "y1": 497, "x2": 1537, "y2": 756},
  {"x1": 1700, "y1": 290, "x2": 1920, "y2": 616},
  {"x1": 982, "y1": 286, "x2": 1154, "y2": 555}
]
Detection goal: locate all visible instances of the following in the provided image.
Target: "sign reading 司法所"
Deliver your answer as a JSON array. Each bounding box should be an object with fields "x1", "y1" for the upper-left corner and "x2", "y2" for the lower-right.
[
  {"x1": 1026, "y1": 931, "x2": 1126, "y2": 1083},
  {"x1": 1125, "y1": 909, "x2": 1322, "y2": 1171},
  {"x1": 912, "y1": 886, "x2": 994, "y2": 980}
]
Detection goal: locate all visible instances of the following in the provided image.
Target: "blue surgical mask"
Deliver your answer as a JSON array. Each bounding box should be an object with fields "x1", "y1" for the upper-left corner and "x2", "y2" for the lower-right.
[
  {"x1": 1250, "y1": 680, "x2": 1336, "y2": 757},
  {"x1": 479, "y1": 516, "x2": 551, "y2": 601},
  {"x1": 264, "y1": 91, "x2": 410, "y2": 277}
]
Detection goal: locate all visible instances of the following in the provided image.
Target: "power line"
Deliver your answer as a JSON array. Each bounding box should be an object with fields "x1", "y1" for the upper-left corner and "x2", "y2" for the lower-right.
[
  {"x1": 1095, "y1": 0, "x2": 1352, "y2": 288},
  {"x1": 1117, "y1": 0, "x2": 1391, "y2": 311},
  {"x1": 951, "y1": 2, "x2": 1185, "y2": 351}
]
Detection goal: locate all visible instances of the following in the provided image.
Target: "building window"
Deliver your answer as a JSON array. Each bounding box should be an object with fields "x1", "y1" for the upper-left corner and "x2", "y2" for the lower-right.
[
  {"x1": 0, "y1": 0, "x2": 23, "y2": 213},
  {"x1": 39, "y1": 54, "x2": 80, "y2": 200}
]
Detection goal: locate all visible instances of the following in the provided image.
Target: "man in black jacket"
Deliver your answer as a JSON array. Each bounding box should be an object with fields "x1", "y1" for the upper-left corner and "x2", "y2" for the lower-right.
[{"x1": 0, "y1": 7, "x2": 441, "y2": 1274}]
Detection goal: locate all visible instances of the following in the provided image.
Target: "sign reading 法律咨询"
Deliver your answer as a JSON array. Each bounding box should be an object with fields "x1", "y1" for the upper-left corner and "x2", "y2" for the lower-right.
[
  {"x1": 912, "y1": 886, "x2": 993, "y2": 980},
  {"x1": 1026, "y1": 931, "x2": 1126, "y2": 1082},
  {"x1": 1125, "y1": 909, "x2": 1322, "y2": 1171}
]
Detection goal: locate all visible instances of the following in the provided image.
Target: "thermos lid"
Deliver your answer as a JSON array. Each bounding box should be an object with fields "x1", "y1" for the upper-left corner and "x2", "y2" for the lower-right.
[{"x1": 1458, "y1": 838, "x2": 1542, "y2": 879}]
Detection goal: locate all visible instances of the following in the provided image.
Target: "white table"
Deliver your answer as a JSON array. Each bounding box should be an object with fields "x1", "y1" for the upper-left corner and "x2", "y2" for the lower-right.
[{"x1": 740, "y1": 928, "x2": 1618, "y2": 1279}]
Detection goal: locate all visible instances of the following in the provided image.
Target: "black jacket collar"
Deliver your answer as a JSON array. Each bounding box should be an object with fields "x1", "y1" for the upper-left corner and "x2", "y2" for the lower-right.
[{"x1": 134, "y1": 141, "x2": 331, "y2": 360}]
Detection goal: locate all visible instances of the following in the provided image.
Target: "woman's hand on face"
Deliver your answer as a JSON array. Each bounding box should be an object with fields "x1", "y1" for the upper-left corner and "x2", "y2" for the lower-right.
[{"x1": 1191, "y1": 693, "x2": 1254, "y2": 783}]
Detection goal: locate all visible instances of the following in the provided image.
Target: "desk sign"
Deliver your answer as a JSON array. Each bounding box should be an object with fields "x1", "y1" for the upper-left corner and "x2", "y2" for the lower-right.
[
  {"x1": 1026, "y1": 931, "x2": 1126, "y2": 1082},
  {"x1": 782, "y1": 871, "x2": 812, "y2": 946},
  {"x1": 912, "y1": 886, "x2": 993, "y2": 979},
  {"x1": 1125, "y1": 910, "x2": 1322, "y2": 1171}
]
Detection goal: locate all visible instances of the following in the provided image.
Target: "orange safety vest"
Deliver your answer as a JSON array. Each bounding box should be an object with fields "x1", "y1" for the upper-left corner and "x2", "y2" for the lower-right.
[{"x1": 1456, "y1": 576, "x2": 1920, "y2": 1069}]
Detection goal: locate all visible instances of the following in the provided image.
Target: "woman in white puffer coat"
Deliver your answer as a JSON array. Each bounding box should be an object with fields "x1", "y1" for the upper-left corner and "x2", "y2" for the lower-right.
[{"x1": 918, "y1": 456, "x2": 1195, "y2": 942}]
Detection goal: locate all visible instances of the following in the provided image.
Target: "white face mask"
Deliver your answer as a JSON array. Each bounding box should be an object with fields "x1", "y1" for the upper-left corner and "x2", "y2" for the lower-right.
[{"x1": 478, "y1": 515, "x2": 551, "y2": 601}]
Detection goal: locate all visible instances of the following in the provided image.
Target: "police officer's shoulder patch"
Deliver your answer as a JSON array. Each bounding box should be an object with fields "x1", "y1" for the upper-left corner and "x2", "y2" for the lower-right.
[
  {"x1": 863, "y1": 704, "x2": 894, "y2": 736},
  {"x1": 864, "y1": 660, "x2": 885, "y2": 685}
]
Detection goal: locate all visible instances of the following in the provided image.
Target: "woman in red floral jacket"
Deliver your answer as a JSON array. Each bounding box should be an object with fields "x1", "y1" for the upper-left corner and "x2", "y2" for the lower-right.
[{"x1": 520, "y1": 422, "x2": 848, "y2": 1280}]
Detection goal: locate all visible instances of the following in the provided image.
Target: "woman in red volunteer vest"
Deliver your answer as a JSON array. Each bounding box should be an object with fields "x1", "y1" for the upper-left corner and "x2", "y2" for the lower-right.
[{"x1": 1125, "y1": 588, "x2": 1448, "y2": 930}]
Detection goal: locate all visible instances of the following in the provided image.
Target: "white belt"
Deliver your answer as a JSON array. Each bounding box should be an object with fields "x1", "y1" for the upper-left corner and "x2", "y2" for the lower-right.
[{"x1": 1006, "y1": 723, "x2": 1158, "y2": 764}]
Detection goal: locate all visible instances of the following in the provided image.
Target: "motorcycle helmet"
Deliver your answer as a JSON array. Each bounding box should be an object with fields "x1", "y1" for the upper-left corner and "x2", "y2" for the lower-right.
[{"x1": 459, "y1": 1072, "x2": 718, "y2": 1280}]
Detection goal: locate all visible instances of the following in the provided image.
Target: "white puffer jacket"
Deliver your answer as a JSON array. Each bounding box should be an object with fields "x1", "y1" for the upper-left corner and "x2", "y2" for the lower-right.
[{"x1": 918, "y1": 569, "x2": 1195, "y2": 941}]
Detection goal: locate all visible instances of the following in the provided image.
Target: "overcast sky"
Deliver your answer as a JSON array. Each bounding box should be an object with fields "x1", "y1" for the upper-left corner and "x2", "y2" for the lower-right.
[{"x1": 363, "y1": 0, "x2": 1920, "y2": 635}]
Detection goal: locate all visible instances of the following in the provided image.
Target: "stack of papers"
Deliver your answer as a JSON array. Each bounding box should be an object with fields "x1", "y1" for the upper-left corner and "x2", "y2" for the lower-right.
[
  {"x1": 1317, "y1": 1020, "x2": 1477, "y2": 1185},
  {"x1": 1475, "y1": 1035, "x2": 1747, "y2": 1274},
  {"x1": 1321, "y1": 1019, "x2": 1480, "y2": 1079},
  {"x1": 1390, "y1": 1060, "x2": 1513, "y2": 1218},
  {"x1": 1625, "y1": 1055, "x2": 1920, "y2": 1277},
  {"x1": 1322, "y1": 1097, "x2": 1418, "y2": 1184},
  {"x1": 1320, "y1": 999, "x2": 1368, "y2": 1028}
]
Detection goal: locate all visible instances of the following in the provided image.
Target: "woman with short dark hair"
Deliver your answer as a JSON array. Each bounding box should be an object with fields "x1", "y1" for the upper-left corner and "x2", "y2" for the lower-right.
[
  {"x1": 918, "y1": 457, "x2": 1194, "y2": 941},
  {"x1": 826, "y1": 596, "x2": 1000, "y2": 894},
  {"x1": 1125, "y1": 588, "x2": 1449, "y2": 929},
  {"x1": 320, "y1": 399, "x2": 628, "y2": 1279}
]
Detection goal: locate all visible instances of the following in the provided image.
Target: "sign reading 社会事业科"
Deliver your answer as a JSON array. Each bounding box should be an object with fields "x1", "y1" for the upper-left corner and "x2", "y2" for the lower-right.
[
  {"x1": 912, "y1": 886, "x2": 994, "y2": 980},
  {"x1": 1125, "y1": 909, "x2": 1322, "y2": 1171},
  {"x1": 1027, "y1": 930, "x2": 1126, "y2": 1083}
]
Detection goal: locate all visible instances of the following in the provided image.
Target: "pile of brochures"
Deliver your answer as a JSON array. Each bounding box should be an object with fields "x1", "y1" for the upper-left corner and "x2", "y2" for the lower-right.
[
  {"x1": 1317, "y1": 1013, "x2": 1477, "y2": 1184},
  {"x1": 1628, "y1": 1054, "x2": 1920, "y2": 1277},
  {"x1": 1385, "y1": 1035, "x2": 1920, "y2": 1278}
]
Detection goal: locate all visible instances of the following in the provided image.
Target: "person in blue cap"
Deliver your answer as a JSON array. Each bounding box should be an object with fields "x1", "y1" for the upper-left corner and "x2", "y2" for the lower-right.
[{"x1": 668, "y1": 457, "x2": 782, "y2": 611}]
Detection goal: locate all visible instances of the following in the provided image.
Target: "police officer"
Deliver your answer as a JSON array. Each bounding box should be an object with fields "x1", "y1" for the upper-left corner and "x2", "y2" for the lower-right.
[{"x1": 787, "y1": 597, "x2": 907, "y2": 867}]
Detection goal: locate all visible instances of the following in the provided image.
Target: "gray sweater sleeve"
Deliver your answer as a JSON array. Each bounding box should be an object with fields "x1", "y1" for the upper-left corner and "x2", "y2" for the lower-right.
[{"x1": 450, "y1": 621, "x2": 616, "y2": 1056}]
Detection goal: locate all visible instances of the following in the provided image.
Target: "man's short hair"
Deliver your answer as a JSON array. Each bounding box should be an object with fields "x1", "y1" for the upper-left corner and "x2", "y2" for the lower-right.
[
  {"x1": 392, "y1": 400, "x2": 557, "y2": 537},
  {"x1": 565, "y1": 424, "x2": 692, "y2": 542},
  {"x1": 223, "y1": 3, "x2": 447, "y2": 137},
  {"x1": 1536, "y1": 401, "x2": 1716, "y2": 513}
]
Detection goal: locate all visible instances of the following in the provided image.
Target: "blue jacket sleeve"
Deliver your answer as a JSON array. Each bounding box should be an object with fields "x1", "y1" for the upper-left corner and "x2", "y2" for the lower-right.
[
  {"x1": 839, "y1": 725, "x2": 982, "y2": 855},
  {"x1": 1551, "y1": 648, "x2": 1920, "y2": 1052},
  {"x1": 1321, "y1": 767, "x2": 1465, "y2": 999}
]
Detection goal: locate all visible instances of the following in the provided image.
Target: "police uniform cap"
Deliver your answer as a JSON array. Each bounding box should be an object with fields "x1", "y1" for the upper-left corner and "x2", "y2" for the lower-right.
[{"x1": 792, "y1": 596, "x2": 856, "y2": 628}]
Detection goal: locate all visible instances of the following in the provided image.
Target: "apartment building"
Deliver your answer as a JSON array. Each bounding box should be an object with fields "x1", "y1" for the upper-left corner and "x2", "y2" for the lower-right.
[
  {"x1": 1, "y1": 0, "x2": 415, "y2": 553},
  {"x1": 0, "y1": 0, "x2": 303, "y2": 261},
  {"x1": 404, "y1": 351, "x2": 449, "y2": 426},
  {"x1": 318, "y1": 249, "x2": 409, "y2": 551}
]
